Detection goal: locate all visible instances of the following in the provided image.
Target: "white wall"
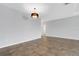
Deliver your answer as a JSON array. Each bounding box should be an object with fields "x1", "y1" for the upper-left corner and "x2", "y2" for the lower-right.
[
  {"x1": 0, "y1": 5, "x2": 41, "y2": 48},
  {"x1": 46, "y1": 15, "x2": 79, "y2": 40}
]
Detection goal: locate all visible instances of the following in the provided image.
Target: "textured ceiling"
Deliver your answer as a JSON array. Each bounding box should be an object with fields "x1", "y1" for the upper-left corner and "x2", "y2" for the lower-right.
[{"x1": 0, "y1": 3, "x2": 79, "y2": 22}]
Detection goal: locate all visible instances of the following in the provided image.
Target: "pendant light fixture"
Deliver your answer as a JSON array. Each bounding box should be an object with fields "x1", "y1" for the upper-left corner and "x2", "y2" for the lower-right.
[{"x1": 31, "y1": 8, "x2": 39, "y2": 19}]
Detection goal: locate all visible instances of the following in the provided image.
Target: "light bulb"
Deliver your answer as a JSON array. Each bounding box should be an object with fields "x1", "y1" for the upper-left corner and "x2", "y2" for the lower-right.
[{"x1": 32, "y1": 15, "x2": 38, "y2": 19}]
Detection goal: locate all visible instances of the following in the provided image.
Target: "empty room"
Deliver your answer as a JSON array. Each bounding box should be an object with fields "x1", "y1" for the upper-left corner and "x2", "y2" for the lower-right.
[{"x1": 0, "y1": 3, "x2": 79, "y2": 56}]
